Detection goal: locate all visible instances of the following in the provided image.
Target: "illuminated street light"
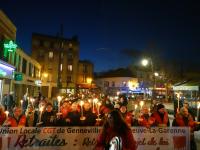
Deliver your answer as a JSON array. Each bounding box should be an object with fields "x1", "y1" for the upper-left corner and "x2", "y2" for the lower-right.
[
  {"x1": 43, "y1": 73, "x2": 48, "y2": 78},
  {"x1": 154, "y1": 72, "x2": 159, "y2": 77},
  {"x1": 141, "y1": 59, "x2": 149, "y2": 66}
]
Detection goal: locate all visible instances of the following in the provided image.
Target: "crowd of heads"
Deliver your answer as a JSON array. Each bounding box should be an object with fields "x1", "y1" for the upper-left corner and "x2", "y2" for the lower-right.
[{"x1": 0, "y1": 93, "x2": 199, "y2": 130}]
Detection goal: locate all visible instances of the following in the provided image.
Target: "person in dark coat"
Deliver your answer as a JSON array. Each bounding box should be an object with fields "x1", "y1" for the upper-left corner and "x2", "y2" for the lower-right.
[
  {"x1": 66, "y1": 102, "x2": 81, "y2": 126},
  {"x1": 41, "y1": 103, "x2": 56, "y2": 126},
  {"x1": 3, "y1": 93, "x2": 15, "y2": 113},
  {"x1": 80, "y1": 101, "x2": 97, "y2": 126}
]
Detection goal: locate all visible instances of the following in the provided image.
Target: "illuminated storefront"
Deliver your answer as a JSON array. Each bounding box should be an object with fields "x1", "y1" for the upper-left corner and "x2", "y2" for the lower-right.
[{"x1": 0, "y1": 60, "x2": 15, "y2": 102}]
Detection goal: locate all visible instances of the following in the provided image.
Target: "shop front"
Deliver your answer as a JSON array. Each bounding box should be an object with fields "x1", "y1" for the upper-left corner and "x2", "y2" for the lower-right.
[{"x1": 0, "y1": 60, "x2": 15, "y2": 103}]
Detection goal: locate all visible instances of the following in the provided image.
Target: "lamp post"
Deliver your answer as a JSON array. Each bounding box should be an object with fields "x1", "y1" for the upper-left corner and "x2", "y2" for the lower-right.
[{"x1": 141, "y1": 58, "x2": 157, "y2": 100}]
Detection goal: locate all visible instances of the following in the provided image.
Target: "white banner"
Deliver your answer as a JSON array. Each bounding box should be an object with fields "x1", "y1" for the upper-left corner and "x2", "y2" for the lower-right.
[{"x1": 0, "y1": 127, "x2": 190, "y2": 150}]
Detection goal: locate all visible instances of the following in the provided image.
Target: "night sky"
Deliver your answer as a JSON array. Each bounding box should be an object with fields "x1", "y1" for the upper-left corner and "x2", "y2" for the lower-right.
[{"x1": 1, "y1": 0, "x2": 200, "y2": 72}]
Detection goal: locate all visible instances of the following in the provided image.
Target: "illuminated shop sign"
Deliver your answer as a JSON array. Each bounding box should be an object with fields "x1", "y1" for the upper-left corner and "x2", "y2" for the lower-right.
[
  {"x1": 0, "y1": 60, "x2": 15, "y2": 79},
  {"x1": 3, "y1": 40, "x2": 17, "y2": 58},
  {"x1": 14, "y1": 73, "x2": 23, "y2": 81},
  {"x1": 35, "y1": 80, "x2": 42, "y2": 86}
]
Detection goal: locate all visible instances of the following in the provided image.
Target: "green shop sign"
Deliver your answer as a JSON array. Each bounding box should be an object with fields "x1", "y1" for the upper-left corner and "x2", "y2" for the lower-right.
[
  {"x1": 14, "y1": 73, "x2": 23, "y2": 81},
  {"x1": 3, "y1": 40, "x2": 17, "y2": 58}
]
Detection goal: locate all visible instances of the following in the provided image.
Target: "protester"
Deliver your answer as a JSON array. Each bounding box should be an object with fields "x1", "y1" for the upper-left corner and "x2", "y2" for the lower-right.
[
  {"x1": 3, "y1": 107, "x2": 26, "y2": 127},
  {"x1": 173, "y1": 107, "x2": 197, "y2": 150},
  {"x1": 60, "y1": 101, "x2": 71, "y2": 118},
  {"x1": 0, "y1": 105, "x2": 6, "y2": 126},
  {"x1": 2, "y1": 92, "x2": 15, "y2": 112},
  {"x1": 151, "y1": 103, "x2": 170, "y2": 127},
  {"x1": 25, "y1": 104, "x2": 38, "y2": 127},
  {"x1": 95, "y1": 109, "x2": 136, "y2": 150},
  {"x1": 150, "y1": 99, "x2": 158, "y2": 113},
  {"x1": 119, "y1": 105, "x2": 133, "y2": 127},
  {"x1": 138, "y1": 105, "x2": 155, "y2": 128},
  {"x1": 80, "y1": 101, "x2": 97, "y2": 126},
  {"x1": 65, "y1": 102, "x2": 81, "y2": 126},
  {"x1": 41, "y1": 103, "x2": 56, "y2": 126},
  {"x1": 183, "y1": 101, "x2": 195, "y2": 121}
]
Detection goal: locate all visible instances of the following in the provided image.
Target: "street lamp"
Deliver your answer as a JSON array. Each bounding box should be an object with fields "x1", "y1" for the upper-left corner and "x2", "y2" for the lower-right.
[
  {"x1": 141, "y1": 59, "x2": 149, "y2": 66},
  {"x1": 141, "y1": 58, "x2": 156, "y2": 100},
  {"x1": 154, "y1": 72, "x2": 159, "y2": 77},
  {"x1": 87, "y1": 77, "x2": 93, "y2": 92}
]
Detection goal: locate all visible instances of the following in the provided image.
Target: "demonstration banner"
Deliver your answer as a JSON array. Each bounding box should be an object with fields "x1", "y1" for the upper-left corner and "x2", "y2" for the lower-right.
[{"x1": 0, "y1": 127, "x2": 190, "y2": 150}]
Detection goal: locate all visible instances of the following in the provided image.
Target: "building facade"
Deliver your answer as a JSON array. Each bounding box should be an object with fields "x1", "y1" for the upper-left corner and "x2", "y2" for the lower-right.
[
  {"x1": 0, "y1": 10, "x2": 16, "y2": 103},
  {"x1": 31, "y1": 33, "x2": 80, "y2": 98},
  {"x1": 0, "y1": 10, "x2": 41, "y2": 104},
  {"x1": 77, "y1": 60, "x2": 94, "y2": 90},
  {"x1": 96, "y1": 77, "x2": 139, "y2": 95},
  {"x1": 11, "y1": 48, "x2": 41, "y2": 102}
]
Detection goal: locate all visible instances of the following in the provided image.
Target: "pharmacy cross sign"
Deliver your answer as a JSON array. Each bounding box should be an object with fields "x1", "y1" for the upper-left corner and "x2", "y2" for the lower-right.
[{"x1": 4, "y1": 40, "x2": 17, "y2": 52}]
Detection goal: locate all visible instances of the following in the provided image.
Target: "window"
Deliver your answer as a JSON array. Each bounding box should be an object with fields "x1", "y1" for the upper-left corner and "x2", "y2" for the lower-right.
[
  {"x1": 61, "y1": 52, "x2": 63, "y2": 59},
  {"x1": 67, "y1": 76, "x2": 71, "y2": 82},
  {"x1": 38, "y1": 50, "x2": 44, "y2": 58},
  {"x1": 44, "y1": 41, "x2": 50, "y2": 48},
  {"x1": 67, "y1": 65, "x2": 73, "y2": 72},
  {"x1": 83, "y1": 64, "x2": 87, "y2": 73},
  {"x1": 34, "y1": 66, "x2": 36, "y2": 78},
  {"x1": 112, "y1": 81, "x2": 115, "y2": 87},
  {"x1": 22, "y1": 58, "x2": 27, "y2": 74},
  {"x1": 104, "y1": 81, "x2": 109, "y2": 87},
  {"x1": 69, "y1": 43, "x2": 72, "y2": 47},
  {"x1": 32, "y1": 40, "x2": 39, "y2": 46},
  {"x1": 49, "y1": 51, "x2": 53, "y2": 59},
  {"x1": 40, "y1": 40, "x2": 44, "y2": 47},
  {"x1": 18, "y1": 56, "x2": 21, "y2": 72},
  {"x1": 60, "y1": 64, "x2": 63, "y2": 71},
  {"x1": 14, "y1": 53, "x2": 17, "y2": 66},
  {"x1": 67, "y1": 53, "x2": 73, "y2": 60},
  {"x1": 29, "y1": 63, "x2": 32, "y2": 76}
]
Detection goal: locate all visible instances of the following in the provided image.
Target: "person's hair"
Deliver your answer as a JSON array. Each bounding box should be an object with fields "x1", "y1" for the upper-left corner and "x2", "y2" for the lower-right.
[
  {"x1": 13, "y1": 107, "x2": 22, "y2": 112},
  {"x1": 102, "y1": 110, "x2": 130, "y2": 137},
  {"x1": 180, "y1": 107, "x2": 188, "y2": 115}
]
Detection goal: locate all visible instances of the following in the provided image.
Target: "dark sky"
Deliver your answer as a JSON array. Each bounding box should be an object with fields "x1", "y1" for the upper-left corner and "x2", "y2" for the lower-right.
[{"x1": 1, "y1": 0, "x2": 200, "y2": 72}]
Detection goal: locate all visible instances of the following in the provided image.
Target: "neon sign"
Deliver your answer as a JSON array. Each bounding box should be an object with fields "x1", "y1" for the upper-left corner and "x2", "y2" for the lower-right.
[
  {"x1": 4, "y1": 40, "x2": 17, "y2": 52},
  {"x1": 3, "y1": 40, "x2": 17, "y2": 58}
]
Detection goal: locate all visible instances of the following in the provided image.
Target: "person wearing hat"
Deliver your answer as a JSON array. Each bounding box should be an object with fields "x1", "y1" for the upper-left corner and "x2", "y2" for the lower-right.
[
  {"x1": 183, "y1": 101, "x2": 195, "y2": 121},
  {"x1": 151, "y1": 103, "x2": 169, "y2": 127}
]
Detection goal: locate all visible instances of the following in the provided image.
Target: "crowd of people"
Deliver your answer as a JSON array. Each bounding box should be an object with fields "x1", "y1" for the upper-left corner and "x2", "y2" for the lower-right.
[{"x1": 0, "y1": 93, "x2": 199, "y2": 149}]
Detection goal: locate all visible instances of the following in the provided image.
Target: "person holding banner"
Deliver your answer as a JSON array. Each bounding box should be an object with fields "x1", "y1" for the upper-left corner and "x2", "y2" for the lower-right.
[
  {"x1": 3, "y1": 107, "x2": 26, "y2": 127},
  {"x1": 151, "y1": 104, "x2": 170, "y2": 127},
  {"x1": 80, "y1": 101, "x2": 97, "y2": 126},
  {"x1": 138, "y1": 106, "x2": 156, "y2": 128},
  {"x1": 173, "y1": 107, "x2": 197, "y2": 150},
  {"x1": 25, "y1": 104, "x2": 38, "y2": 127},
  {"x1": 95, "y1": 110, "x2": 136, "y2": 150},
  {"x1": 41, "y1": 103, "x2": 56, "y2": 126}
]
